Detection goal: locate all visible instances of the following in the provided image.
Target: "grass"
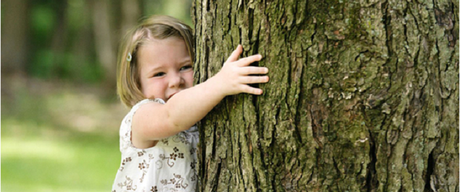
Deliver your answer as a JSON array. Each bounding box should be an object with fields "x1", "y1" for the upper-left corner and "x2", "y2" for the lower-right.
[{"x1": 2, "y1": 75, "x2": 128, "y2": 192}]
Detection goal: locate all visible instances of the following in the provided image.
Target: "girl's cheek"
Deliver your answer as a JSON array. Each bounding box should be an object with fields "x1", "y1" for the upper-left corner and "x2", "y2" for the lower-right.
[
  {"x1": 185, "y1": 72, "x2": 194, "y2": 87},
  {"x1": 152, "y1": 79, "x2": 165, "y2": 89}
]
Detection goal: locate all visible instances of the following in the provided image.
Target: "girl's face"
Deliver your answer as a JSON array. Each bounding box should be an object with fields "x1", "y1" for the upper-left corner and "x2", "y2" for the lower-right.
[{"x1": 137, "y1": 37, "x2": 193, "y2": 102}]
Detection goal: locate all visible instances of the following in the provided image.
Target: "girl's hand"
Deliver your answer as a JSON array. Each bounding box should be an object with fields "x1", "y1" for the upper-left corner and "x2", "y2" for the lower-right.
[
  {"x1": 213, "y1": 45, "x2": 269, "y2": 96},
  {"x1": 131, "y1": 45, "x2": 269, "y2": 147}
]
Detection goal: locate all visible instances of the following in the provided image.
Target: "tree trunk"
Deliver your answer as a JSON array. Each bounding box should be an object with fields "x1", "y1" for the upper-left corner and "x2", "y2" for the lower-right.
[
  {"x1": 1, "y1": 0, "x2": 30, "y2": 75},
  {"x1": 120, "y1": 0, "x2": 141, "y2": 37},
  {"x1": 90, "y1": 0, "x2": 117, "y2": 86},
  {"x1": 193, "y1": 0, "x2": 458, "y2": 191}
]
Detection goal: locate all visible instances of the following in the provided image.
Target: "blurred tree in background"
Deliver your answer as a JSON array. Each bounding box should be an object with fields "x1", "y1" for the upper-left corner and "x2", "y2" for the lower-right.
[{"x1": 2, "y1": 0, "x2": 192, "y2": 87}]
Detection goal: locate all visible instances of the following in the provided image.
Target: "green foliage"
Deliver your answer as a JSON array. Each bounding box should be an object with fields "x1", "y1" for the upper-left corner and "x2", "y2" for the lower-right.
[
  {"x1": 29, "y1": 49, "x2": 104, "y2": 83},
  {"x1": 29, "y1": 49, "x2": 55, "y2": 78},
  {"x1": 67, "y1": 0, "x2": 89, "y2": 31},
  {"x1": 28, "y1": 1, "x2": 103, "y2": 83},
  {"x1": 25, "y1": 0, "x2": 192, "y2": 84},
  {"x1": 31, "y1": 5, "x2": 56, "y2": 38},
  {"x1": 143, "y1": 0, "x2": 193, "y2": 26}
]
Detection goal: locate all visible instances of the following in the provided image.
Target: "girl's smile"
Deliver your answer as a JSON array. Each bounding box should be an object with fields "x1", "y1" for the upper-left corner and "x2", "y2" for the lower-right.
[{"x1": 137, "y1": 37, "x2": 193, "y2": 102}]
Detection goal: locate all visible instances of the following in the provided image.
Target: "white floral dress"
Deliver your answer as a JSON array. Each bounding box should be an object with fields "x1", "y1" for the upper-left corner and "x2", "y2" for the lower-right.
[{"x1": 112, "y1": 99, "x2": 198, "y2": 192}]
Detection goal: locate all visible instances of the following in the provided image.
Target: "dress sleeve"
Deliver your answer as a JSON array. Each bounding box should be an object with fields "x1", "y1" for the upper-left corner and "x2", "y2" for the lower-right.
[{"x1": 119, "y1": 98, "x2": 166, "y2": 151}]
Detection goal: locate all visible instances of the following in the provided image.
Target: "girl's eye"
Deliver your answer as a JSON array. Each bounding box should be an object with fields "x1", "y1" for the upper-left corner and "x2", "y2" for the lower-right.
[
  {"x1": 153, "y1": 72, "x2": 166, "y2": 77},
  {"x1": 180, "y1": 65, "x2": 192, "y2": 71}
]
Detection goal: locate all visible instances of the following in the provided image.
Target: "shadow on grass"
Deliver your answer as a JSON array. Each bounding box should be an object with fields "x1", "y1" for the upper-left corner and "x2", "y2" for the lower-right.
[{"x1": 2, "y1": 75, "x2": 128, "y2": 192}]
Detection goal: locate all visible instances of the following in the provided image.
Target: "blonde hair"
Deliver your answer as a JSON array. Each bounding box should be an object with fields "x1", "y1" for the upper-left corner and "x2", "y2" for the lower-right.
[{"x1": 117, "y1": 15, "x2": 194, "y2": 108}]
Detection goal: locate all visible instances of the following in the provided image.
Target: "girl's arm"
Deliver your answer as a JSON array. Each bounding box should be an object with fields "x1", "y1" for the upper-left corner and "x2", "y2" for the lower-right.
[{"x1": 132, "y1": 45, "x2": 269, "y2": 148}]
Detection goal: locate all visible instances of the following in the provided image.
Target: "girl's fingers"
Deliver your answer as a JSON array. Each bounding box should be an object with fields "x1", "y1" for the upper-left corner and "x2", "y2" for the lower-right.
[
  {"x1": 222, "y1": 46, "x2": 268, "y2": 96},
  {"x1": 225, "y1": 45, "x2": 243, "y2": 63},
  {"x1": 240, "y1": 76, "x2": 269, "y2": 84},
  {"x1": 241, "y1": 85, "x2": 264, "y2": 95},
  {"x1": 240, "y1": 66, "x2": 269, "y2": 75},
  {"x1": 236, "y1": 54, "x2": 263, "y2": 67}
]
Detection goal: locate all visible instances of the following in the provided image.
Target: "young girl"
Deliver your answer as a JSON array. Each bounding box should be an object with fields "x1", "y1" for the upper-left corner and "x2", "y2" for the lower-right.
[{"x1": 112, "y1": 15, "x2": 269, "y2": 191}]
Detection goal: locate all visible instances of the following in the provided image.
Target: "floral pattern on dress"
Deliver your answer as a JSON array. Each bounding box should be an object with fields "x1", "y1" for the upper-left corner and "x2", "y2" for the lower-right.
[
  {"x1": 112, "y1": 99, "x2": 198, "y2": 192},
  {"x1": 117, "y1": 176, "x2": 137, "y2": 191}
]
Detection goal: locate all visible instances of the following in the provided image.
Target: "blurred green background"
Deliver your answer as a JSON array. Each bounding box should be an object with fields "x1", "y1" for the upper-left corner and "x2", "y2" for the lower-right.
[{"x1": 2, "y1": 0, "x2": 192, "y2": 191}]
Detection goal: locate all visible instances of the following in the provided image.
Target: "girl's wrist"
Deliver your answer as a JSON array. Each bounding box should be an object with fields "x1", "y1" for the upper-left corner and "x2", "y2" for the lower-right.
[{"x1": 205, "y1": 73, "x2": 229, "y2": 98}]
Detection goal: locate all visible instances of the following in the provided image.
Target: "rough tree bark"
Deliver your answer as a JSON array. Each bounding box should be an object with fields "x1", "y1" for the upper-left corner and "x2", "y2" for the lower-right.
[{"x1": 193, "y1": 0, "x2": 458, "y2": 191}]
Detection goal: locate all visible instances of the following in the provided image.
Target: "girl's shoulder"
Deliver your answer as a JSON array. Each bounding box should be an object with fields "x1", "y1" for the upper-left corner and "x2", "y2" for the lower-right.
[
  {"x1": 132, "y1": 98, "x2": 165, "y2": 111},
  {"x1": 123, "y1": 98, "x2": 165, "y2": 126},
  {"x1": 119, "y1": 98, "x2": 166, "y2": 151}
]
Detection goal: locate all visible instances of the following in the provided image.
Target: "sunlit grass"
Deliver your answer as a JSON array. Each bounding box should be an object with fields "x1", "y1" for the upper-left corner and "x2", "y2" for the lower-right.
[
  {"x1": 2, "y1": 119, "x2": 121, "y2": 192},
  {"x1": 2, "y1": 128, "x2": 121, "y2": 191},
  {"x1": 3, "y1": 136, "x2": 120, "y2": 191},
  {"x1": 2, "y1": 77, "x2": 127, "y2": 192}
]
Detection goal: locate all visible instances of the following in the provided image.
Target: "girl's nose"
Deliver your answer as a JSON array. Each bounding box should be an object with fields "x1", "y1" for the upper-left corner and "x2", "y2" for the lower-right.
[{"x1": 168, "y1": 73, "x2": 184, "y2": 88}]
